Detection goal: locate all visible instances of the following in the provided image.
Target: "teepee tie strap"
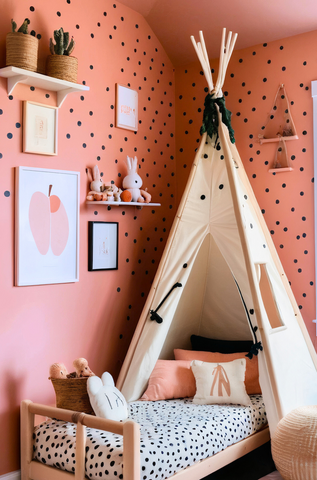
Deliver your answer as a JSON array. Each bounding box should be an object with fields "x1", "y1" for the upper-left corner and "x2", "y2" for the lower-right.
[{"x1": 150, "y1": 282, "x2": 182, "y2": 324}]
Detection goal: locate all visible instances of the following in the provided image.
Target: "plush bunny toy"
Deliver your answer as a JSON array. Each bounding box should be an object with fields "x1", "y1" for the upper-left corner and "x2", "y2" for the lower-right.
[
  {"x1": 122, "y1": 156, "x2": 151, "y2": 203},
  {"x1": 87, "y1": 372, "x2": 128, "y2": 421}
]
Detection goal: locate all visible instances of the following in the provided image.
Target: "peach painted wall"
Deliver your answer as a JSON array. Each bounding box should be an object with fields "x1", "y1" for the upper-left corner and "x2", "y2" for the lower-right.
[
  {"x1": 0, "y1": 0, "x2": 175, "y2": 474},
  {"x1": 175, "y1": 30, "x2": 317, "y2": 348}
]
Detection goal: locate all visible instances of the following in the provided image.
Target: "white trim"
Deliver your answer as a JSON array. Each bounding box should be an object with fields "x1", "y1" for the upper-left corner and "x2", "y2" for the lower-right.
[
  {"x1": 0, "y1": 471, "x2": 21, "y2": 480},
  {"x1": 311, "y1": 80, "x2": 317, "y2": 335}
]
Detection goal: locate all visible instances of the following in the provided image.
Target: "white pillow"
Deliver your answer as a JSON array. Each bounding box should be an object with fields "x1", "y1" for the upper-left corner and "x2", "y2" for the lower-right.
[
  {"x1": 87, "y1": 372, "x2": 128, "y2": 421},
  {"x1": 191, "y1": 358, "x2": 251, "y2": 406}
]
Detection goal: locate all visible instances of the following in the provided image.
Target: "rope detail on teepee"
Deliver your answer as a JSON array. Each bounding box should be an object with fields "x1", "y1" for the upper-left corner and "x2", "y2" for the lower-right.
[
  {"x1": 150, "y1": 282, "x2": 182, "y2": 324},
  {"x1": 245, "y1": 326, "x2": 263, "y2": 359},
  {"x1": 200, "y1": 94, "x2": 235, "y2": 146}
]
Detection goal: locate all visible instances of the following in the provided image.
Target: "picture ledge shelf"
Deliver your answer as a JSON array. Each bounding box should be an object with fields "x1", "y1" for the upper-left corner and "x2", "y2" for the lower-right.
[
  {"x1": 0, "y1": 66, "x2": 89, "y2": 107},
  {"x1": 86, "y1": 200, "x2": 161, "y2": 207}
]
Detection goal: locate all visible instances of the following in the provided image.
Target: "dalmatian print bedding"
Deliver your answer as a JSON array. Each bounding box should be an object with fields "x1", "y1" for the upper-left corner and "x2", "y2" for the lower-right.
[{"x1": 33, "y1": 395, "x2": 267, "y2": 480}]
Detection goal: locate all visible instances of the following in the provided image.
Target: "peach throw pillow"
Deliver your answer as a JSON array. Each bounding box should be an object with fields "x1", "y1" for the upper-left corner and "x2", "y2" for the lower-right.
[
  {"x1": 140, "y1": 359, "x2": 196, "y2": 401},
  {"x1": 174, "y1": 349, "x2": 261, "y2": 395}
]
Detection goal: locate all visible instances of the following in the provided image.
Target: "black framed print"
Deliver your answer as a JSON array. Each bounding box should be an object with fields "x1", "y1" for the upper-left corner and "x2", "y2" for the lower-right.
[{"x1": 88, "y1": 221, "x2": 118, "y2": 271}]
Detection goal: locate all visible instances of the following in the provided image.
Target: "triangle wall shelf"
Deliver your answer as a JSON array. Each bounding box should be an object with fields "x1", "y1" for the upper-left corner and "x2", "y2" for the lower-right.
[
  {"x1": 268, "y1": 167, "x2": 294, "y2": 173},
  {"x1": 259, "y1": 135, "x2": 298, "y2": 145}
]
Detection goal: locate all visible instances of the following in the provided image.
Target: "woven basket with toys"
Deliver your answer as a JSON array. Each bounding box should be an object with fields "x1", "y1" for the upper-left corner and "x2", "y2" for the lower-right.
[{"x1": 49, "y1": 358, "x2": 95, "y2": 414}]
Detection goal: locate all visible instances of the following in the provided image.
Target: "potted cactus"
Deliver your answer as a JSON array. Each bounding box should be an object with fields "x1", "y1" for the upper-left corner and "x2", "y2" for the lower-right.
[
  {"x1": 6, "y1": 18, "x2": 39, "y2": 72},
  {"x1": 45, "y1": 28, "x2": 78, "y2": 83}
]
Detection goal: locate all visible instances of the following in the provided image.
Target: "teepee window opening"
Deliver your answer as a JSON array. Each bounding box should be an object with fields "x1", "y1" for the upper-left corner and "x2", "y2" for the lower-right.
[{"x1": 258, "y1": 263, "x2": 284, "y2": 330}]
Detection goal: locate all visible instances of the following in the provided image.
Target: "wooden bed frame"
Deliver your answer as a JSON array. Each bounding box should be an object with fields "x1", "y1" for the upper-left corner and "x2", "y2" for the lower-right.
[{"x1": 21, "y1": 399, "x2": 270, "y2": 480}]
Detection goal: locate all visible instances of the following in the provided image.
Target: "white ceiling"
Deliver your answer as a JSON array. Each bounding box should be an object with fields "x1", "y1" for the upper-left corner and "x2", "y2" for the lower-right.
[{"x1": 118, "y1": 0, "x2": 317, "y2": 65}]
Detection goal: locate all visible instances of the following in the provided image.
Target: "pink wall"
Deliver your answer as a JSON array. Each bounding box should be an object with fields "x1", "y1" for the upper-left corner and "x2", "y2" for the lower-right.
[
  {"x1": 175, "y1": 30, "x2": 317, "y2": 347},
  {"x1": 0, "y1": 0, "x2": 175, "y2": 474}
]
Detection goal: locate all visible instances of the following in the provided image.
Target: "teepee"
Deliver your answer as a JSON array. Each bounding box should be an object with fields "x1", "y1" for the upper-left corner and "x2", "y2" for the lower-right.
[{"x1": 117, "y1": 29, "x2": 317, "y2": 435}]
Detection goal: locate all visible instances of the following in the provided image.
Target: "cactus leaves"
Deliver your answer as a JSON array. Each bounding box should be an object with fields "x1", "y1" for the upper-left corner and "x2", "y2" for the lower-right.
[
  {"x1": 11, "y1": 18, "x2": 35, "y2": 36},
  {"x1": 50, "y1": 27, "x2": 75, "y2": 56}
]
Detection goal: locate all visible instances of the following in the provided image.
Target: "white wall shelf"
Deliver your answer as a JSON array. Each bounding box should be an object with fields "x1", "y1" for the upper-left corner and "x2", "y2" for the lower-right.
[
  {"x1": 86, "y1": 201, "x2": 161, "y2": 208},
  {"x1": 0, "y1": 66, "x2": 89, "y2": 107}
]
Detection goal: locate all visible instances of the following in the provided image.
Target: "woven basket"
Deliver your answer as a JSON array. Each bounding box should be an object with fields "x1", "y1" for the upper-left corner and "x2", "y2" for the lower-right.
[
  {"x1": 46, "y1": 55, "x2": 78, "y2": 83},
  {"x1": 272, "y1": 405, "x2": 317, "y2": 480},
  {"x1": 51, "y1": 377, "x2": 94, "y2": 415},
  {"x1": 6, "y1": 32, "x2": 38, "y2": 72}
]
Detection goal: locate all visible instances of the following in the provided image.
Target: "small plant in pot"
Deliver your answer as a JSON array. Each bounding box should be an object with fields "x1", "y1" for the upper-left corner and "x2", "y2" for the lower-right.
[
  {"x1": 46, "y1": 28, "x2": 78, "y2": 83},
  {"x1": 6, "y1": 18, "x2": 39, "y2": 72}
]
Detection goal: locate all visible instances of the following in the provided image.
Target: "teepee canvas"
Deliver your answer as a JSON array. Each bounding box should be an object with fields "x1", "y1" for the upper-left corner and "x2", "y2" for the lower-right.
[{"x1": 117, "y1": 29, "x2": 317, "y2": 435}]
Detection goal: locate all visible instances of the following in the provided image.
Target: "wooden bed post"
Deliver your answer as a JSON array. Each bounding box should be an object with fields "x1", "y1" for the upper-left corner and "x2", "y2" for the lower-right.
[
  {"x1": 123, "y1": 420, "x2": 140, "y2": 480},
  {"x1": 21, "y1": 400, "x2": 35, "y2": 480},
  {"x1": 73, "y1": 413, "x2": 87, "y2": 480}
]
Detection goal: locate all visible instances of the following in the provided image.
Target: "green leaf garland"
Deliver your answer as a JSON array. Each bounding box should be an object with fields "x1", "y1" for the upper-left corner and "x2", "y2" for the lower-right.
[{"x1": 200, "y1": 93, "x2": 235, "y2": 146}]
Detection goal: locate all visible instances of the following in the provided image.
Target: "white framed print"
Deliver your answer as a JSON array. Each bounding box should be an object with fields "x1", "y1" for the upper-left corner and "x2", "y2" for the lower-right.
[
  {"x1": 15, "y1": 166, "x2": 80, "y2": 286},
  {"x1": 23, "y1": 101, "x2": 58, "y2": 155},
  {"x1": 88, "y1": 222, "x2": 118, "y2": 271},
  {"x1": 115, "y1": 84, "x2": 138, "y2": 132}
]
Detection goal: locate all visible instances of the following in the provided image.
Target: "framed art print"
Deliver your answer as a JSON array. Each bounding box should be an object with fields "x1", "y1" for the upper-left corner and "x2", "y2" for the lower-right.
[
  {"x1": 88, "y1": 222, "x2": 118, "y2": 271},
  {"x1": 23, "y1": 101, "x2": 58, "y2": 155},
  {"x1": 15, "y1": 166, "x2": 80, "y2": 286},
  {"x1": 115, "y1": 83, "x2": 138, "y2": 132}
]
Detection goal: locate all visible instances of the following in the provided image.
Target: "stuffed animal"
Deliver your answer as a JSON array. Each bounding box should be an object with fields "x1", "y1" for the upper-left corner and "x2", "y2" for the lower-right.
[
  {"x1": 122, "y1": 156, "x2": 151, "y2": 203},
  {"x1": 73, "y1": 358, "x2": 95, "y2": 377},
  {"x1": 49, "y1": 363, "x2": 68, "y2": 379},
  {"x1": 86, "y1": 166, "x2": 122, "y2": 202},
  {"x1": 87, "y1": 372, "x2": 128, "y2": 421}
]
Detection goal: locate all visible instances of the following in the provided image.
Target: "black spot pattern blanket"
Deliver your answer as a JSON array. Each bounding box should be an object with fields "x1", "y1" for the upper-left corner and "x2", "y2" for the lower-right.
[{"x1": 33, "y1": 396, "x2": 267, "y2": 480}]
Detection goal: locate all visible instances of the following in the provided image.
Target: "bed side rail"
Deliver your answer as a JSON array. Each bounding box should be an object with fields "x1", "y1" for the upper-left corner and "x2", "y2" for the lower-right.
[{"x1": 21, "y1": 400, "x2": 140, "y2": 480}]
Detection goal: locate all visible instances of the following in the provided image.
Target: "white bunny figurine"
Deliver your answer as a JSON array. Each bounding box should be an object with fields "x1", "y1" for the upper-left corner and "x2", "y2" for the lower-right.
[
  {"x1": 90, "y1": 165, "x2": 105, "y2": 192},
  {"x1": 122, "y1": 155, "x2": 151, "y2": 203}
]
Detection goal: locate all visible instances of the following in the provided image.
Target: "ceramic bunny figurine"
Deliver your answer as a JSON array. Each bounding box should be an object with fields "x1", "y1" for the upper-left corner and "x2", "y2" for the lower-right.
[
  {"x1": 90, "y1": 165, "x2": 105, "y2": 193},
  {"x1": 122, "y1": 156, "x2": 151, "y2": 203}
]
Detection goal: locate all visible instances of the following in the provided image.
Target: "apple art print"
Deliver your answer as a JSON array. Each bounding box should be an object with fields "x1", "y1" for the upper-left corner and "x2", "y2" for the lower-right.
[{"x1": 15, "y1": 167, "x2": 80, "y2": 286}]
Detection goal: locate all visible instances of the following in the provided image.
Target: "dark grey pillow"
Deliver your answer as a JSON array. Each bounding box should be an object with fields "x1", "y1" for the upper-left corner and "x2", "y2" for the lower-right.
[{"x1": 190, "y1": 335, "x2": 253, "y2": 354}]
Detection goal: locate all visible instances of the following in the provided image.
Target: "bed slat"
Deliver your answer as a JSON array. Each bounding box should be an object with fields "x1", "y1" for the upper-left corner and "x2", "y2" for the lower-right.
[{"x1": 29, "y1": 461, "x2": 75, "y2": 480}]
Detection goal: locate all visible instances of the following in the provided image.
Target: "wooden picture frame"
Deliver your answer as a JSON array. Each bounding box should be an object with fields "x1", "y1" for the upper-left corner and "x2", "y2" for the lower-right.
[
  {"x1": 115, "y1": 84, "x2": 138, "y2": 132},
  {"x1": 23, "y1": 101, "x2": 58, "y2": 155},
  {"x1": 88, "y1": 221, "x2": 118, "y2": 271},
  {"x1": 15, "y1": 166, "x2": 80, "y2": 286}
]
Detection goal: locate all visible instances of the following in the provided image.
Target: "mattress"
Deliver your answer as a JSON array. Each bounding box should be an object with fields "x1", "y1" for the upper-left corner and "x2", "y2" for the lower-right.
[{"x1": 33, "y1": 395, "x2": 267, "y2": 480}]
